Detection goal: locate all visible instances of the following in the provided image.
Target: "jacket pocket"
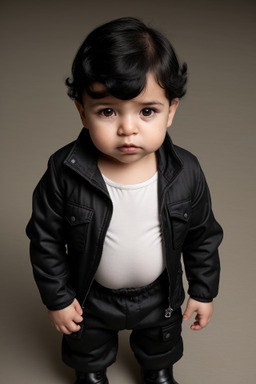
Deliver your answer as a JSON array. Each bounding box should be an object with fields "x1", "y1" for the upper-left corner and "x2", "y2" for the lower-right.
[
  {"x1": 167, "y1": 200, "x2": 191, "y2": 249},
  {"x1": 65, "y1": 202, "x2": 94, "y2": 253}
]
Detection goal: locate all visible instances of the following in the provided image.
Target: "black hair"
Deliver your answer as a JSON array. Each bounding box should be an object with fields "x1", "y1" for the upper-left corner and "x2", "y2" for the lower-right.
[{"x1": 66, "y1": 17, "x2": 187, "y2": 103}]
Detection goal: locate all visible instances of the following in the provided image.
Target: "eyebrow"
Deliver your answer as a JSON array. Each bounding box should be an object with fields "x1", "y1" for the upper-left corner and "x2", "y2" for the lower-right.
[{"x1": 140, "y1": 101, "x2": 164, "y2": 106}]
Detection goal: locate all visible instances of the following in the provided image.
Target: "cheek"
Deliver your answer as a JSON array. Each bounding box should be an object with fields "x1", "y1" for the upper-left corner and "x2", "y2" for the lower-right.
[
  {"x1": 88, "y1": 128, "x2": 112, "y2": 153},
  {"x1": 146, "y1": 126, "x2": 167, "y2": 150}
]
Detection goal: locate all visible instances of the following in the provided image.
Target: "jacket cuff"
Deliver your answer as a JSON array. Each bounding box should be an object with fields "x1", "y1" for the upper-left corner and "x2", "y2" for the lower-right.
[
  {"x1": 190, "y1": 296, "x2": 213, "y2": 303},
  {"x1": 46, "y1": 298, "x2": 75, "y2": 311}
]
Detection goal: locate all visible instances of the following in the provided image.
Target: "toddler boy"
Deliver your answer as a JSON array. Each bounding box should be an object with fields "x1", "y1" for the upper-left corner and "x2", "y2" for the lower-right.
[{"x1": 26, "y1": 17, "x2": 223, "y2": 384}]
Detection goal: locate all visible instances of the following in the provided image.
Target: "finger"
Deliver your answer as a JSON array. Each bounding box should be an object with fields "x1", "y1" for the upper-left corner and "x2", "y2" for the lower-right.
[
  {"x1": 190, "y1": 322, "x2": 203, "y2": 331},
  {"x1": 183, "y1": 308, "x2": 193, "y2": 322},
  {"x1": 73, "y1": 313, "x2": 84, "y2": 324},
  {"x1": 199, "y1": 317, "x2": 210, "y2": 328},
  {"x1": 190, "y1": 317, "x2": 208, "y2": 330},
  {"x1": 67, "y1": 321, "x2": 81, "y2": 334},
  {"x1": 56, "y1": 324, "x2": 67, "y2": 334},
  {"x1": 61, "y1": 325, "x2": 73, "y2": 335},
  {"x1": 74, "y1": 299, "x2": 83, "y2": 316}
]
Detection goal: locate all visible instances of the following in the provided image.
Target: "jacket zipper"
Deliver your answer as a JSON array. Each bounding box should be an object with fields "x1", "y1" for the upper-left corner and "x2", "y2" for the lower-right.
[
  {"x1": 159, "y1": 170, "x2": 182, "y2": 319},
  {"x1": 161, "y1": 215, "x2": 174, "y2": 319},
  {"x1": 164, "y1": 257, "x2": 173, "y2": 318}
]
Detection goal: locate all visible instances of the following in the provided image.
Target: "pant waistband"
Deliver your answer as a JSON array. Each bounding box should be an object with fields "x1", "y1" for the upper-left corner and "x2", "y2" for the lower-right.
[{"x1": 92, "y1": 269, "x2": 169, "y2": 297}]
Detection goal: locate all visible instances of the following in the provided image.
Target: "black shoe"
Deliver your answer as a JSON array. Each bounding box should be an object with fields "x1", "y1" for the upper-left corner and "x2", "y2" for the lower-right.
[
  {"x1": 74, "y1": 370, "x2": 109, "y2": 384},
  {"x1": 143, "y1": 367, "x2": 179, "y2": 384}
]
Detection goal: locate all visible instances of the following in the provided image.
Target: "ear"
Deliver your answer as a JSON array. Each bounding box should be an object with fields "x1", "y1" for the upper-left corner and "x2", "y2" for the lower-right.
[
  {"x1": 75, "y1": 100, "x2": 88, "y2": 128},
  {"x1": 167, "y1": 98, "x2": 179, "y2": 127}
]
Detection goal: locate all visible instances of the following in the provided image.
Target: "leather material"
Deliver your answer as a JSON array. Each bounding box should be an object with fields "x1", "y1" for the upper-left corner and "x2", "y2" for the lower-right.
[
  {"x1": 143, "y1": 367, "x2": 179, "y2": 384},
  {"x1": 75, "y1": 370, "x2": 109, "y2": 384},
  {"x1": 27, "y1": 128, "x2": 222, "y2": 311}
]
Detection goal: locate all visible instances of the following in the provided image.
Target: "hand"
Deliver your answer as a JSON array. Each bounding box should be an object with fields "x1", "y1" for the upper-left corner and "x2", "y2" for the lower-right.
[
  {"x1": 183, "y1": 297, "x2": 213, "y2": 331},
  {"x1": 48, "y1": 298, "x2": 83, "y2": 335}
]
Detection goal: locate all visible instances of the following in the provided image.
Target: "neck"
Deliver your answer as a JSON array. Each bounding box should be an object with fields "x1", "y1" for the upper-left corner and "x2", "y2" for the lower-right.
[{"x1": 98, "y1": 153, "x2": 158, "y2": 185}]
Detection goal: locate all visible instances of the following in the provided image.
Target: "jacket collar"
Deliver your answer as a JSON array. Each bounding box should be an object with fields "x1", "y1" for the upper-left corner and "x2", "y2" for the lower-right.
[
  {"x1": 157, "y1": 132, "x2": 183, "y2": 184},
  {"x1": 64, "y1": 128, "x2": 107, "y2": 192},
  {"x1": 64, "y1": 128, "x2": 183, "y2": 188}
]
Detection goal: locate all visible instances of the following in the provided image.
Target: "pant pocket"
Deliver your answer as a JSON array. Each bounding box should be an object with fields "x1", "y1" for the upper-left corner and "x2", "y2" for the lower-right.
[
  {"x1": 162, "y1": 309, "x2": 182, "y2": 343},
  {"x1": 162, "y1": 321, "x2": 181, "y2": 343}
]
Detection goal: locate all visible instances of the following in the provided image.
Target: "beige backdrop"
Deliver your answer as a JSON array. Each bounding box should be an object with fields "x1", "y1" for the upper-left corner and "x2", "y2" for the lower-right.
[{"x1": 1, "y1": 0, "x2": 255, "y2": 383}]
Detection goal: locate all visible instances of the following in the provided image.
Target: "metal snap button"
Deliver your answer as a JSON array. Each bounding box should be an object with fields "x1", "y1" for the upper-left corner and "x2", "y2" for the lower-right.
[
  {"x1": 184, "y1": 212, "x2": 188, "y2": 219},
  {"x1": 70, "y1": 216, "x2": 76, "y2": 223}
]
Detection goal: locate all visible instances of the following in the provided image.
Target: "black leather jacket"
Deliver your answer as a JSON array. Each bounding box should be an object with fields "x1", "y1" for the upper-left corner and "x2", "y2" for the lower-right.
[{"x1": 26, "y1": 129, "x2": 223, "y2": 312}]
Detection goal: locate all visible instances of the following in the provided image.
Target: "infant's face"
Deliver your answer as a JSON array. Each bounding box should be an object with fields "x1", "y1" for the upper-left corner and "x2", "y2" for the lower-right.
[{"x1": 75, "y1": 72, "x2": 178, "y2": 168}]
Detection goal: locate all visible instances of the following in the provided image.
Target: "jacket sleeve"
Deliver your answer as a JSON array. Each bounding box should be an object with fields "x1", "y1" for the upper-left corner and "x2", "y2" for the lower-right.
[
  {"x1": 182, "y1": 163, "x2": 223, "y2": 302},
  {"x1": 26, "y1": 155, "x2": 76, "y2": 310}
]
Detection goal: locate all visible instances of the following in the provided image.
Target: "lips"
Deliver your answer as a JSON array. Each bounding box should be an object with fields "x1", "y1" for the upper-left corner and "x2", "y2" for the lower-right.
[{"x1": 118, "y1": 143, "x2": 140, "y2": 154}]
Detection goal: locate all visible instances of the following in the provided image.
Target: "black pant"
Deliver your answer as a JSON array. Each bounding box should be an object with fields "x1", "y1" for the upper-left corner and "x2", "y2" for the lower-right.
[{"x1": 62, "y1": 271, "x2": 183, "y2": 373}]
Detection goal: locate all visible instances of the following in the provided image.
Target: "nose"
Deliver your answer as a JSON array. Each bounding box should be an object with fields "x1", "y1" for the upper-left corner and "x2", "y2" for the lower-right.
[{"x1": 117, "y1": 115, "x2": 138, "y2": 136}]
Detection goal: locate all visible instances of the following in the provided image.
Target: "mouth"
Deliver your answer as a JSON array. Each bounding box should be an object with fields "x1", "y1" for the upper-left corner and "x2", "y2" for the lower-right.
[{"x1": 118, "y1": 144, "x2": 140, "y2": 154}]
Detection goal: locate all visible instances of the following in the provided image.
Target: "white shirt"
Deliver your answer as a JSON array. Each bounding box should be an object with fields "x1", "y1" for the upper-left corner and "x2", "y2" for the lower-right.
[{"x1": 94, "y1": 173, "x2": 165, "y2": 289}]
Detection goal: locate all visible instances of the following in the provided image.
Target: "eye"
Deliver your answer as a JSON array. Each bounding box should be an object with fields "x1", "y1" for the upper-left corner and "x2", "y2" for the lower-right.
[
  {"x1": 141, "y1": 108, "x2": 155, "y2": 117},
  {"x1": 100, "y1": 108, "x2": 115, "y2": 117}
]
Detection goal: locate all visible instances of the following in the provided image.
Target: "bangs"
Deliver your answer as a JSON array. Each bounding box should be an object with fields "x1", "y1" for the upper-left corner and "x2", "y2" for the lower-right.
[{"x1": 86, "y1": 77, "x2": 146, "y2": 100}]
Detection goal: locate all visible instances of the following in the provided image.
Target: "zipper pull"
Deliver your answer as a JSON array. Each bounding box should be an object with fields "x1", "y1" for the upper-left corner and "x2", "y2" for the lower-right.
[{"x1": 165, "y1": 306, "x2": 173, "y2": 318}]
